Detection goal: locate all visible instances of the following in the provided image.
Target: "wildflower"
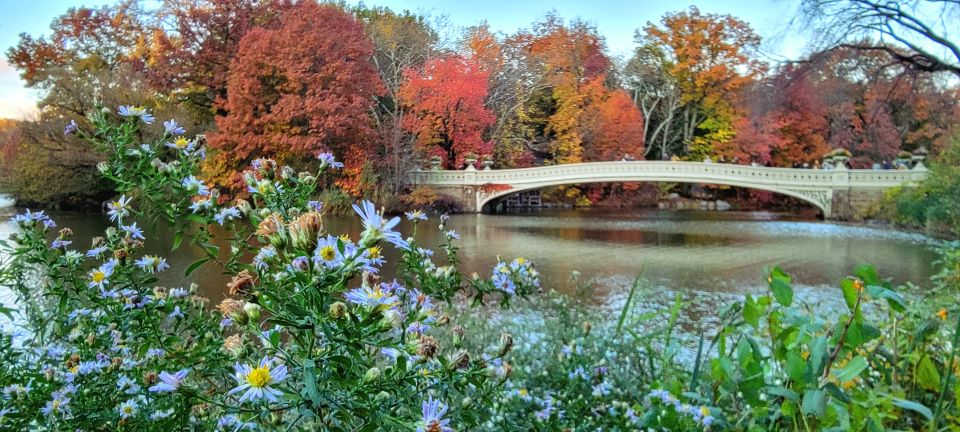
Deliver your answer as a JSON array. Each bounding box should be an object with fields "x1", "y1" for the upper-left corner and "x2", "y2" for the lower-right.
[
  {"x1": 148, "y1": 369, "x2": 189, "y2": 393},
  {"x1": 491, "y1": 262, "x2": 516, "y2": 295},
  {"x1": 307, "y1": 200, "x2": 323, "y2": 211},
  {"x1": 135, "y1": 255, "x2": 169, "y2": 273},
  {"x1": 50, "y1": 239, "x2": 72, "y2": 249},
  {"x1": 417, "y1": 397, "x2": 453, "y2": 432},
  {"x1": 344, "y1": 285, "x2": 398, "y2": 310},
  {"x1": 116, "y1": 376, "x2": 141, "y2": 395},
  {"x1": 168, "y1": 306, "x2": 184, "y2": 320},
  {"x1": 163, "y1": 119, "x2": 185, "y2": 136},
  {"x1": 118, "y1": 399, "x2": 138, "y2": 419},
  {"x1": 253, "y1": 246, "x2": 277, "y2": 271},
  {"x1": 146, "y1": 348, "x2": 166, "y2": 359},
  {"x1": 228, "y1": 357, "x2": 288, "y2": 403},
  {"x1": 189, "y1": 197, "x2": 213, "y2": 213},
  {"x1": 288, "y1": 255, "x2": 310, "y2": 272},
  {"x1": 317, "y1": 152, "x2": 344, "y2": 168},
  {"x1": 181, "y1": 175, "x2": 210, "y2": 196},
  {"x1": 445, "y1": 230, "x2": 460, "y2": 240},
  {"x1": 86, "y1": 245, "x2": 108, "y2": 257},
  {"x1": 107, "y1": 195, "x2": 132, "y2": 222},
  {"x1": 312, "y1": 235, "x2": 346, "y2": 269},
  {"x1": 117, "y1": 105, "x2": 155, "y2": 123},
  {"x1": 11, "y1": 209, "x2": 56, "y2": 229},
  {"x1": 150, "y1": 409, "x2": 174, "y2": 420},
  {"x1": 63, "y1": 119, "x2": 78, "y2": 136},
  {"x1": 89, "y1": 259, "x2": 118, "y2": 289},
  {"x1": 938, "y1": 308, "x2": 948, "y2": 320},
  {"x1": 41, "y1": 393, "x2": 71, "y2": 416},
  {"x1": 214, "y1": 207, "x2": 241, "y2": 225},
  {"x1": 405, "y1": 210, "x2": 428, "y2": 221},
  {"x1": 121, "y1": 223, "x2": 145, "y2": 240},
  {"x1": 167, "y1": 136, "x2": 196, "y2": 154},
  {"x1": 169, "y1": 287, "x2": 189, "y2": 298},
  {"x1": 353, "y1": 200, "x2": 410, "y2": 250}
]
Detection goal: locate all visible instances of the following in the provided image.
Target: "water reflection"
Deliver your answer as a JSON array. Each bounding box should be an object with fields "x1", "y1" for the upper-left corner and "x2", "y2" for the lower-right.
[{"x1": 0, "y1": 207, "x2": 938, "y2": 309}]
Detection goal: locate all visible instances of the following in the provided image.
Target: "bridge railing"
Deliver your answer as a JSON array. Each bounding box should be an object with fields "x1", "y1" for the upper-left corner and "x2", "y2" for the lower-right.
[{"x1": 409, "y1": 161, "x2": 928, "y2": 188}]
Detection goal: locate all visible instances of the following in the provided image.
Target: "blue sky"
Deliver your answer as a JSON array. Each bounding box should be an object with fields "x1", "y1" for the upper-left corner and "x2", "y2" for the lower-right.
[{"x1": 0, "y1": 0, "x2": 811, "y2": 119}]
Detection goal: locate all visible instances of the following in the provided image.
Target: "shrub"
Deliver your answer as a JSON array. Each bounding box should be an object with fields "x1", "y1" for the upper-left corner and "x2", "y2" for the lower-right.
[{"x1": 0, "y1": 106, "x2": 540, "y2": 430}]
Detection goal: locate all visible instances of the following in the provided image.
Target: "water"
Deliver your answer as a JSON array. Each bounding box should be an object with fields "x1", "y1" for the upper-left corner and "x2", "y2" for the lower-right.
[{"x1": 0, "y1": 207, "x2": 939, "y2": 311}]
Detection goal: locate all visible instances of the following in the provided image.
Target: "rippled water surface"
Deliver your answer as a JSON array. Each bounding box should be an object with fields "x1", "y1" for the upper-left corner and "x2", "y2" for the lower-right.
[{"x1": 0, "y1": 208, "x2": 939, "y2": 309}]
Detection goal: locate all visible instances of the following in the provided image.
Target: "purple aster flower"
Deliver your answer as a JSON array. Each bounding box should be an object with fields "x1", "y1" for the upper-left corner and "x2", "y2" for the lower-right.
[
  {"x1": 162, "y1": 119, "x2": 185, "y2": 136},
  {"x1": 63, "y1": 120, "x2": 78, "y2": 136},
  {"x1": 417, "y1": 397, "x2": 452, "y2": 432},
  {"x1": 214, "y1": 207, "x2": 241, "y2": 225},
  {"x1": 317, "y1": 152, "x2": 344, "y2": 168},
  {"x1": 50, "y1": 239, "x2": 72, "y2": 249},
  {"x1": 121, "y1": 222, "x2": 145, "y2": 240},
  {"x1": 148, "y1": 369, "x2": 189, "y2": 393},
  {"x1": 353, "y1": 200, "x2": 409, "y2": 250},
  {"x1": 117, "y1": 105, "x2": 155, "y2": 124},
  {"x1": 307, "y1": 200, "x2": 323, "y2": 211}
]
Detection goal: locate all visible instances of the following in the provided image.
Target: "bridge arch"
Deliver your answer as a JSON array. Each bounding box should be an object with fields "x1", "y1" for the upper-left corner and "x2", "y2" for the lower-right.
[{"x1": 478, "y1": 179, "x2": 830, "y2": 215}]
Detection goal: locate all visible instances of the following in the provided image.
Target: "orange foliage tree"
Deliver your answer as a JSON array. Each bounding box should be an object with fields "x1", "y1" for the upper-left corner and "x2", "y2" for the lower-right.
[
  {"x1": 398, "y1": 55, "x2": 495, "y2": 168},
  {"x1": 207, "y1": 2, "x2": 384, "y2": 194}
]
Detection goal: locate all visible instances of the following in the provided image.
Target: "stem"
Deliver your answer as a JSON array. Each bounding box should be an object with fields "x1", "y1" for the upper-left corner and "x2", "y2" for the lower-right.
[{"x1": 931, "y1": 310, "x2": 960, "y2": 430}]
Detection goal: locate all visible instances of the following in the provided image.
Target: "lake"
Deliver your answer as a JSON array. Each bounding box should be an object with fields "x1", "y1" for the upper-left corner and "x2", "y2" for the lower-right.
[{"x1": 0, "y1": 207, "x2": 938, "y2": 313}]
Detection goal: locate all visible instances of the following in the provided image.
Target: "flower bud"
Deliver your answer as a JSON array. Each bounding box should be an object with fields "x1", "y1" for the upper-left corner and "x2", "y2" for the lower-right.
[
  {"x1": 417, "y1": 336, "x2": 439, "y2": 359},
  {"x1": 227, "y1": 270, "x2": 256, "y2": 297},
  {"x1": 97, "y1": 162, "x2": 110, "y2": 174},
  {"x1": 582, "y1": 321, "x2": 592, "y2": 336},
  {"x1": 288, "y1": 211, "x2": 323, "y2": 251},
  {"x1": 451, "y1": 325, "x2": 464, "y2": 345},
  {"x1": 328, "y1": 302, "x2": 347, "y2": 319},
  {"x1": 374, "y1": 391, "x2": 391, "y2": 402},
  {"x1": 449, "y1": 350, "x2": 470, "y2": 370},
  {"x1": 363, "y1": 367, "x2": 382, "y2": 383},
  {"x1": 498, "y1": 333, "x2": 513, "y2": 357},
  {"x1": 236, "y1": 199, "x2": 252, "y2": 215},
  {"x1": 243, "y1": 302, "x2": 262, "y2": 321}
]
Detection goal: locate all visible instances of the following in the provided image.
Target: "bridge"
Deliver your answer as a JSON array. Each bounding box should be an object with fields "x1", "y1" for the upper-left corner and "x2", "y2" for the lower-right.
[{"x1": 408, "y1": 161, "x2": 928, "y2": 219}]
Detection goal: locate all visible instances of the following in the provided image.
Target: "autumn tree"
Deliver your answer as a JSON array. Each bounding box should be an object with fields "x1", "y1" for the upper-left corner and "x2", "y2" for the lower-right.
[
  {"x1": 353, "y1": 6, "x2": 438, "y2": 191},
  {"x1": 581, "y1": 81, "x2": 645, "y2": 161},
  {"x1": 398, "y1": 55, "x2": 494, "y2": 168},
  {"x1": 629, "y1": 7, "x2": 765, "y2": 160},
  {"x1": 208, "y1": 2, "x2": 384, "y2": 193},
  {"x1": 147, "y1": 0, "x2": 291, "y2": 122}
]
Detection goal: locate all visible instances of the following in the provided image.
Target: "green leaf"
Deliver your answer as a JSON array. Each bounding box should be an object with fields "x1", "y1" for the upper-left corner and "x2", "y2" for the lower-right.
[
  {"x1": 840, "y1": 278, "x2": 861, "y2": 313},
  {"x1": 809, "y1": 336, "x2": 828, "y2": 376},
  {"x1": 786, "y1": 350, "x2": 807, "y2": 383},
  {"x1": 766, "y1": 386, "x2": 799, "y2": 401},
  {"x1": 303, "y1": 359, "x2": 321, "y2": 406},
  {"x1": 916, "y1": 356, "x2": 941, "y2": 391},
  {"x1": 801, "y1": 389, "x2": 827, "y2": 416},
  {"x1": 892, "y1": 398, "x2": 933, "y2": 421},
  {"x1": 865, "y1": 284, "x2": 905, "y2": 312},
  {"x1": 834, "y1": 356, "x2": 868, "y2": 383},
  {"x1": 770, "y1": 279, "x2": 793, "y2": 307},
  {"x1": 172, "y1": 231, "x2": 183, "y2": 251},
  {"x1": 184, "y1": 257, "x2": 211, "y2": 276},
  {"x1": 744, "y1": 295, "x2": 762, "y2": 328}
]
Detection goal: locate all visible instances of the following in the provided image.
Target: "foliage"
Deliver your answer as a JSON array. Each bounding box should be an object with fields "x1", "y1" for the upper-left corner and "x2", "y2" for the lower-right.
[
  {"x1": 398, "y1": 55, "x2": 495, "y2": 168},
  {"x1": 0, "y1": 107, "x2": 541, "y2": 430},
  {"x1": 206, "y1": 2, "x2": 385, "y2": 195},
  {"x1": 880, "y1": 133, "x2": 960, "y2": 233}
]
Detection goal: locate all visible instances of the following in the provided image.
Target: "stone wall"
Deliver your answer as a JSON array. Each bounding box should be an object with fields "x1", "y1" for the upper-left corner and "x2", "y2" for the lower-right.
[{"x1": 831, "y1": 188, "x2": 887, "y2": 220}]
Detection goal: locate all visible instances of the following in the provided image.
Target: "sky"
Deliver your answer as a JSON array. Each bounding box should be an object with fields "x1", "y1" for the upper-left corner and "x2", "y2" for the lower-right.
[{"x1": 0, "y1": 0, "x2": 814, "y2": 119}]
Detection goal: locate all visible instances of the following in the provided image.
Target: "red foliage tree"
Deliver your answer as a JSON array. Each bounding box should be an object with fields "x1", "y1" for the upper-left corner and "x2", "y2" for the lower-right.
[
  {"x1": 147, "y1": 0, "x2": 291, "y2": 116},
  {"x1": 207, "y1": 2, "x2": 384, "y2": 193},
  {"x1": 398, "y1": 55, "x2": 495, "y2": 168},
  {"x1": 582, "y1": 84, "x2": 645, "y2": 161}
]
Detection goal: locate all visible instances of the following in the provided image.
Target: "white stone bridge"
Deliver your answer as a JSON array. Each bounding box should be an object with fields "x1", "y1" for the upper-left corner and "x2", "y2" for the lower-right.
[{"x1": 408, "y1": 161, "x2": 928, "y2": 219}]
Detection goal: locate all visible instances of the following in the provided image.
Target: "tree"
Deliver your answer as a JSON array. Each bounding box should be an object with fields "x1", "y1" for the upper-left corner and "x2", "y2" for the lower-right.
[
  {"x1": 398, "y1": 55, "x2": 495, "y2": 168},
  {"x1": 147, "y1": 0, "x2": 291, "y2": 121},
  {"x1": 207, "y1": 2, "x2": 384, "y2": 193},
  {"x1": 631, "y1": 7, "x2": 765, "y2": 159},
  {"x1": 581, "y1": 83, "x2": 645, "y2": 161},
  {"x1": 800, "y1": 0, "x2": 960, "y2": 76},
  {"x1": 354, "y1": 6, "x2": 438, "y2": 192}
]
